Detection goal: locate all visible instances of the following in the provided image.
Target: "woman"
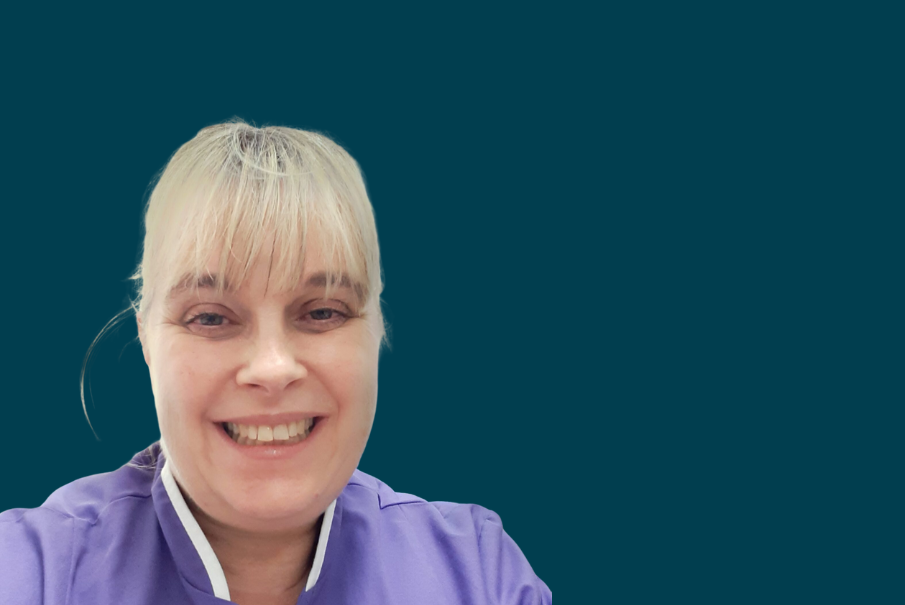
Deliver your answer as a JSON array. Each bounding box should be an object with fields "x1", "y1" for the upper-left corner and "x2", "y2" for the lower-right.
[{"x1": 0, "y1": 121, "x2": 551, "y2": 604}]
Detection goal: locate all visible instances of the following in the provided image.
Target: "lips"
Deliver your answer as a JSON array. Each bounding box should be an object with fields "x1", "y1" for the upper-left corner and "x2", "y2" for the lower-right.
[
  {"x1": 222, "y1": 417, "x2": 318, "y2": 446},
  {"x1": 213, "y1": 413, "x2": 327, "y2": 461}
]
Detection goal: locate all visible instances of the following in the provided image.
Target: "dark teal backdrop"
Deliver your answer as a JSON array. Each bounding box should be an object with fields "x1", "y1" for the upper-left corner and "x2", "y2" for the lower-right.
[
  {"x1": 0, "y1": 6, "x2": 574, "y2": 597},
  {"x1": 3, "y1": 3, "x2": 901, "y2": 603}
]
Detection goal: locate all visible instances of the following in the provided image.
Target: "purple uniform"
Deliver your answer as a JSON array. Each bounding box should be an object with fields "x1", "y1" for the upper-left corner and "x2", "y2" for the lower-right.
[{"x1": 0, "y1": 444, "x2": 551, "y2": 604}]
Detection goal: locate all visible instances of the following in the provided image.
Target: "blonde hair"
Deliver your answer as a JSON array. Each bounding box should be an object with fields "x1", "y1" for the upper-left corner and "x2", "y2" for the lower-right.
[
  {"x1": 138, "y1": 120, "x2": 383, "y2": 316},
  {"x1": 82, "y1": 119, "x2": 385, "y2": 439}
]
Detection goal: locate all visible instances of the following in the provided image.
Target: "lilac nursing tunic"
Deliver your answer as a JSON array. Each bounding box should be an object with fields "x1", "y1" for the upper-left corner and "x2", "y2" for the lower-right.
[{"x1": 0, "y1": 444, "x2": 551, "y2": 604}]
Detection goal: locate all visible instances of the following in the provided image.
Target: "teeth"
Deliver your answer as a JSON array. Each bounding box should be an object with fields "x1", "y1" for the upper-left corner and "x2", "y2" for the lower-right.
[{"x1": 224, "y1": 418, "x2": 316, "y2": 446}]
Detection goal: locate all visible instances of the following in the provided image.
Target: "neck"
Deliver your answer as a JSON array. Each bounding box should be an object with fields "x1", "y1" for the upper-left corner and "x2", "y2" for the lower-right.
[{"x1": 187, "y1": 500, "x2": 323, "y2": 605}]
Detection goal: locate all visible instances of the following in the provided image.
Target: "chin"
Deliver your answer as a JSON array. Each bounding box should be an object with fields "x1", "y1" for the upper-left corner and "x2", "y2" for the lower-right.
[{"x1": 222, "y1": 481, "x2": 325, "y2": 527}]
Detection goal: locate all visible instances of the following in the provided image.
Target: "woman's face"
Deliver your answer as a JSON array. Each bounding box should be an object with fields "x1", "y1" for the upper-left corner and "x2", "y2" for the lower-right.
[{"x1": 139, "y1": 238, "x2": 380, "y2": 532}]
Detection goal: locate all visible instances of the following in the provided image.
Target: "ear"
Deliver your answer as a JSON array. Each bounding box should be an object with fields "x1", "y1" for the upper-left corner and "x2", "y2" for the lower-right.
[{"x1": 136, "y1": 312, "x2": 151, "y2": 367}]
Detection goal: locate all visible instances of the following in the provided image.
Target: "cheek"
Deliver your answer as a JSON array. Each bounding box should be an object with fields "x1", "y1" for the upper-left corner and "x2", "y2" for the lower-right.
[
  {"x1": 152, "y1": 340, "x2": 227, "y2": 427},
  {"x1": 335, "y1": 338, "x2": 380, "y2": 424},
  {"x1": 314, "y1": 331, "x2": 379, "y2": 413}
]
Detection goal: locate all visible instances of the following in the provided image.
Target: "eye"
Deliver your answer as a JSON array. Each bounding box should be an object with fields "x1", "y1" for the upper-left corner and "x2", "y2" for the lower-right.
[
  {"x1": 195, "y1": 313, "x2": 225, "y2": 326},
  {"x1": 309, "y1": 308, "x2": 337, "y2": 321},
  {"x1": 183, "y1": 310, "x2": 238, "y2": 336},
  {"x1": 300, "y1": 304, "x2": 350, "y2": 332}
]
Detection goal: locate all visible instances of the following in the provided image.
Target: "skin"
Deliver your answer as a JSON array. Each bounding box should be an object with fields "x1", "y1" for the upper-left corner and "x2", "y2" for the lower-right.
[{"x1": 137, "y1": 240, "x2": 381, "y2": 605}]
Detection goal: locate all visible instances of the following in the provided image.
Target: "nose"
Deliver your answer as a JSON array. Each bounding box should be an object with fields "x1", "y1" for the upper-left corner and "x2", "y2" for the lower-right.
[{"x1": 236, "y1": 327, "x2": 307, "y2": 395}]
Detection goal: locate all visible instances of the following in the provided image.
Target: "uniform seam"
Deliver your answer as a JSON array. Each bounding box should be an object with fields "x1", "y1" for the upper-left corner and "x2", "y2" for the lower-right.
[
  {"x1": 380, "y1": 499, "x2": 428, "y2": 510},
  {"x1": 88, "y1": 493, "x2": 152, "y2": 526},
  {"x1": 0, "y1": 506, "x2": 74, "y2": 523},
  {"x1": 437, "y1": 502, "x2": 477, "y2": 520},
  {"x1": 64, "y1": 516, "x2": 79, "y2": 605},
  {"x1": 477, "y1": 517, "x2": 495, "y2": 605},
  {"x1": 346, "y1": 481, "x2": 427, "y2": 510},
  {"x1": 478, "y1": 516, "x2": 490, "y2": 542},
  {"x1": 13, "y1": 492, "x2": 153, "y2": 525}
]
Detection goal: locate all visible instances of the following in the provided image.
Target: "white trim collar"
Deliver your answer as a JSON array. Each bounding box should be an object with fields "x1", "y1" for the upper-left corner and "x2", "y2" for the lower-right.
[
  {"x1": 161, "y1": 461, "x2": 231, "y2": 600},
  {"x1": 306, "y1": 498, "x2": 336, "y2": 591},
  {"x1": 161, "y1": 460, "x2": 336, "y2": 598}
]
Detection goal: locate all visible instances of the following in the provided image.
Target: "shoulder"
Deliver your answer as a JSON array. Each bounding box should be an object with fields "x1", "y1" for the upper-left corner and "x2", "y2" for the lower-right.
[
  {"x1": 0, "y1": 448, "x2": 159, "y2": 605},
  {"x1": 345, "y1": 468, "x2": 498, "y2": 532},
  {"x1": 347, "y1": 468, "x2": 484, "y2": 512},
  {"x1": 1, "y1": 446, "x2": 156, "y2": 530},
  {"x1": 4, "y1": 448, "x2": 156, "y2": 526},
  {"x1": 341, "y1": 469, "x2": 552, "y2": 604}
]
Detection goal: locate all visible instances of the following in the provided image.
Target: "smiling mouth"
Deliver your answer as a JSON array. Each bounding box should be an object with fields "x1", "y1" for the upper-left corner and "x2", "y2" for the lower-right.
[{"x1": 221, "y1": 418, "x2": 319, "y2": 446}]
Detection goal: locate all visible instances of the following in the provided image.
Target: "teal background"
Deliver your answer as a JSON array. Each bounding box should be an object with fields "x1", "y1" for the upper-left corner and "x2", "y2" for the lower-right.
[
  {"x1": 2, "y1": 3, "x2": 901, "y2": 603},
  {"x1": 1, "y1": 4, "x2": 569, "y2": 597}
]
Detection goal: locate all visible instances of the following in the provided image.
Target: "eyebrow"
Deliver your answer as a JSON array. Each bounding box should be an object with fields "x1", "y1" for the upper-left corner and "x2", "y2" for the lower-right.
[
  {"x1": 303, "y1": 271, "x2": 357, "y2": 290},
  {"x1": 167, "y1": 271, "x2": 363, "y2": 299},
  {"x1": 167, "y1": 274, "x2": 228, "y2": 298}
]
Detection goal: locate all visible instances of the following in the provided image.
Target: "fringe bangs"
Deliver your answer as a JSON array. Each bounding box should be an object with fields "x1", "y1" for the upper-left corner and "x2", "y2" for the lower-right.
[{"x1": 137, "y1": 121, "x2": 380, "y2": 312}]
